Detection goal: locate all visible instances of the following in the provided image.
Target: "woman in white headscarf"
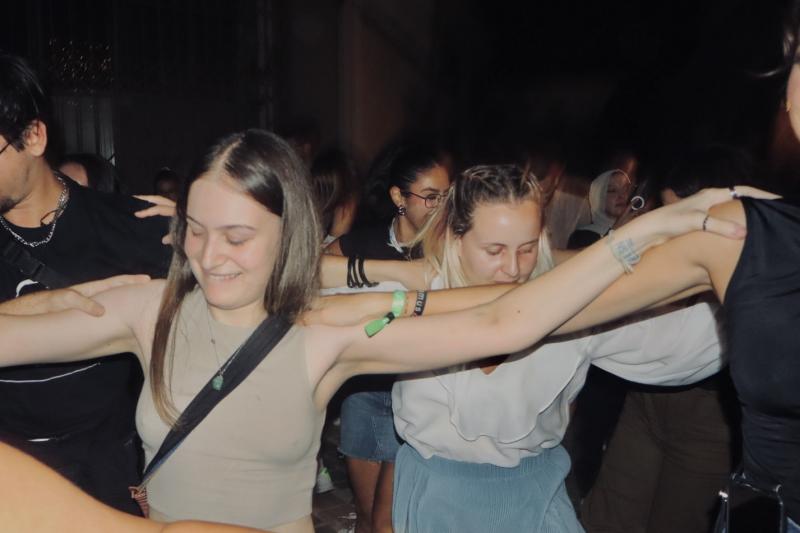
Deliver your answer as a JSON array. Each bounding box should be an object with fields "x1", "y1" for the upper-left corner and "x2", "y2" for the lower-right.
[{"x1": 567, "y1": 169, "x2": 634, "y2": 248}]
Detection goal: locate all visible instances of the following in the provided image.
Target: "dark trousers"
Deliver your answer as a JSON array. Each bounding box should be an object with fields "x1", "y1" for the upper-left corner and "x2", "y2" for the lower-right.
[{"x1": 581, "y1": 385, "x2": 738, "y2": 533}]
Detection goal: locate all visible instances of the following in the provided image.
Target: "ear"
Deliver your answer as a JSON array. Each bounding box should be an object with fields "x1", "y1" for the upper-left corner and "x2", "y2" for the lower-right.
[
  {"x1": 389, "y1": 185, "x2": 404, "y2": 208},
  {"x1": 22, "y1": 120, "x2": 48, "y2": 157}
]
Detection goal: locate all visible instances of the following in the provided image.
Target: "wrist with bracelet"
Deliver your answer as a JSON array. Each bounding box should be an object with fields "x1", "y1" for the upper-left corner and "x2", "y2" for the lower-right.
[
  {"x1": 347, "y1": 255, "x2": 378, "y2": 288},
  {"x1": 365, "y1": 290, "x2": 406, "y2": 337},
  {"x1": 605, "y1": 229, "x2": 641, "y2": 274},
  {"x1": 363, "y1": 289, "x2": 428, "y2": 337}
]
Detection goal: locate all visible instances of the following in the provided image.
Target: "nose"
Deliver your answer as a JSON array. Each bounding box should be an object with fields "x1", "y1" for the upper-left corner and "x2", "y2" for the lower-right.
[
  {"x1": 501, "y1": 251, "x2": 520, "y2": 281},
  {"x1": 199, "y1": 234, "x2": 223, "y2": 270}
]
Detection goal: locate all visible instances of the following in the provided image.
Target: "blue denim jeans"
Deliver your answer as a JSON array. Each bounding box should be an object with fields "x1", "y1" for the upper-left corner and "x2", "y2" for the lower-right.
[{"x1": 339, "y1": 390, "x2": 401, "y2": 462}]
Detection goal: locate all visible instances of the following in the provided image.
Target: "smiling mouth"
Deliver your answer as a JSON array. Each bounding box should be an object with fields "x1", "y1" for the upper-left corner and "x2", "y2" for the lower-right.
[{"x1": 206, "y1": 272, "x2": 240, "y2": 281}]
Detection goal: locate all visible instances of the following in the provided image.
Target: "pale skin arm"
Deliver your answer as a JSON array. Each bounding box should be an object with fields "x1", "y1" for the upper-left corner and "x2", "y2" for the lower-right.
[
  {"x1": 320, "y1": 190, "x2": 755, "y2": 381},
  {"x1": 553, "y1": 200, "x2": 745, "y2": 333},
  {"x1": 309, "y1": 244, "x2": 576, "y2": 324},
  {"x1": 305, "y1": 200, "x2": 745, "y2": 332},
  {"x1": 0, "y1": 274, "x2": 151, "y2": 317},
  {"x1": 0, "y1": 442, "x2": 265, "y2": 533},
  {"x1": 0, "y1": 279, "x2": 164, "y2": 367},
  {"x1": 320, "y1": 255, "x2": 427, "y2": 290}
]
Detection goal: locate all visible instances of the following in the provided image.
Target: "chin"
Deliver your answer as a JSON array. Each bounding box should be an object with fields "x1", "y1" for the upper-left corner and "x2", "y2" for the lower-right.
[{"x1": 199, "y1": 279, "x2": 244, "y2": 305}]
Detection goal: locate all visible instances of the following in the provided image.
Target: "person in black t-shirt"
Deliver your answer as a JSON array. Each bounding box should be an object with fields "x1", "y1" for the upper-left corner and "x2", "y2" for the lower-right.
[{"x1": 0, "y1": 51, "x2": 171, "y2": 514}]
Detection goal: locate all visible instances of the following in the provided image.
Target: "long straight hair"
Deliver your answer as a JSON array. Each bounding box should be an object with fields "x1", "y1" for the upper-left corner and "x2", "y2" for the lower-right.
[
  {"x1": 415, "y1": 164, "x2": 554, "y2": 289},
  {"x1": 150, "y1": 129, "x2": 322, "y2": 423}
]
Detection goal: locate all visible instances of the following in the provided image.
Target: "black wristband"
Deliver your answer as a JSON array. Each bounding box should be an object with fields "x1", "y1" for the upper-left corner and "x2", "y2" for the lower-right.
[
  {"x1": 347, "y1": 255, "x2": 357, "y2": 288},
  {"x1": 357, "y1": 256, "x2": 378, "y2": 288},
  {"x1": 412, "y1": 290, "x2": 427, "y2": 316}
]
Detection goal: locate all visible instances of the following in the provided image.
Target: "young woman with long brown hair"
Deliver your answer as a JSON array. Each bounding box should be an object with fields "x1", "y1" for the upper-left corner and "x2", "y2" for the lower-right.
[{"x1": 0, "y1": 128, "x2": 759, "y2": 532}]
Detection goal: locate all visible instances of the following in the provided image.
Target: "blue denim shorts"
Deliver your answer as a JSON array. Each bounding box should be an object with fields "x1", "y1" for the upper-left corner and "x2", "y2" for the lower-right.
[{"x1": 339, "y1": 390, "x2": 402, "y2": 462}]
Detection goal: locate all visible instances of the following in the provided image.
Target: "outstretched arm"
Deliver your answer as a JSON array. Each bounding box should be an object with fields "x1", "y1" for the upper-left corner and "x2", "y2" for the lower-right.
[
  {"x1": 303, "y1": 202, "x2": 739, "y2": 330},
  {"x1": 0, "y1": 442, "x2": 266, "y2": 533},
  {"x1": 308, "y1": 248, "x2": 576, "y2": 326},
  {"x1": 554, "y1": 200, "x2": 746, "y2": 333},
  {"x1": 320, "y1": 255, "x2": 428, "y2": 290},
  {"x1": 0, "y1": 279, "x2": 164, "y2": 367},
  {"x1": 334, "y1": 189, "x2": 756, "y2": 376},
  {"x1": 0, "y1": 274, "x2": 151, "y2": 316}
]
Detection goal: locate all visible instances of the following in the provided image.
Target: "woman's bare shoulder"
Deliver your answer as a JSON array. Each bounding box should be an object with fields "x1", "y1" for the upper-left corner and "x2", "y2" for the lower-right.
[{"x1": 708, "y1": 199, "x2": 745, "y2": 225}]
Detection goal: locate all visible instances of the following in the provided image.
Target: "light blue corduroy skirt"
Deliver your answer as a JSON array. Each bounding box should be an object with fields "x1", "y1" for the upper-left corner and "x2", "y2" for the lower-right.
[{"x1": 392, "y1": 443, "x2": 585, "y2": 533}]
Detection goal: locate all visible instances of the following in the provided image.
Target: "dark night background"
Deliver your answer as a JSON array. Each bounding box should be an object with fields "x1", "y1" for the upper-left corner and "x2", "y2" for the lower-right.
[{"x1": 1, "y1": 0, "x2": 797, "y2": 193}]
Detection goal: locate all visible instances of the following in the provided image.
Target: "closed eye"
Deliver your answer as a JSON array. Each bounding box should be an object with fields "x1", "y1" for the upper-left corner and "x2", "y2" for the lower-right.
[
  {"x1": 187, "y1": 225, "x2": 204, "y2": 238},
  {"x1": 226, "y1": 237, "x2": 247, "y2": 246},
  {"x1": 225, "y1": 232, "x2": 253, "y2": 246}
]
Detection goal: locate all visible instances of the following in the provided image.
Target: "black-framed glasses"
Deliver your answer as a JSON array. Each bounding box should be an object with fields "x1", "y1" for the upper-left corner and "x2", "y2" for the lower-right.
[
  {"x1": 0, "y1": 142, "x2": 11, "y2": 156},
  {"x1": 401, "y1": 190, "x2": 447, "y2": 208}
]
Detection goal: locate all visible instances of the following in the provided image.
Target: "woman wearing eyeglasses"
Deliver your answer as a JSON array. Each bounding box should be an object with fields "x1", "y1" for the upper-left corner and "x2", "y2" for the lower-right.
[{"x1": 324, "y1": 142, "x2": 450, "y2": 533}]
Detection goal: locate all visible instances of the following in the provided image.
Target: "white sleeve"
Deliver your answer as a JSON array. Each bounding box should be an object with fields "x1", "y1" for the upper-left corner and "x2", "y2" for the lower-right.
[{"x1": 586, "y1": 302, "x2": 724, "y2": 386}]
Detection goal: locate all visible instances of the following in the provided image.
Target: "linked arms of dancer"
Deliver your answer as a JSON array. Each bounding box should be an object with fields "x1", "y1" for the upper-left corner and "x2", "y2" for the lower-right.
[
  {"x1": 0, "y1": 275, "x2": 150, "y2": 316},
  {"x1": 307, "y1": 195, "x2": 761, "y2": 330},
  {"x1": 0, "y1": 278, "x2": 163, "y2": 366},
  {"x1": 328, "y1": 188, "x2": 761, "y2": 375}
]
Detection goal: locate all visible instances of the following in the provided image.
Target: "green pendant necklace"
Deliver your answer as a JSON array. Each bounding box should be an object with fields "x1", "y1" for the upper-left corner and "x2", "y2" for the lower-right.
[{"x1": 205, "y1": 305, "x2": 245, "y2": 391}]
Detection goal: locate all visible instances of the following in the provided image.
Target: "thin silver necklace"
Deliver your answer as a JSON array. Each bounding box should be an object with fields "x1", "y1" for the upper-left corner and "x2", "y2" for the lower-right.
[
  {"x1": 204, "y1": 304, "x2": 246, "y2": 391},
  {"x1": 0, "y1": 174, "x2": 69, "y2": 248}
]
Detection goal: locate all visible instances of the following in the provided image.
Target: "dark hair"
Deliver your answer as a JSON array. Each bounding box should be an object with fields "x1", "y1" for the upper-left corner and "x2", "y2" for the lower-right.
[
  {"x1": 663, "y1": 144, "x2": 754, "y2": 199},
  {"x1": 782, "y1": 2, "x2": 800, "y2": 69},
  {"x1": 0, "y1": 51, "x2": 50, "y2": 149},
  {"x1": 357, "y1": 142, "x2": 441, "y2": 225},
  {"x1": 151, "y1": 129, "x2": 321, "y2": 422},
  {"x1": 153, "y1": 167, "x2": 181, "y2": 193},
  {"x1": 310, "y1": 147, "x2": 358, "y2": 234},
  {"x1": 59, "y1": 153, "x2": 123, "y2": 193}
]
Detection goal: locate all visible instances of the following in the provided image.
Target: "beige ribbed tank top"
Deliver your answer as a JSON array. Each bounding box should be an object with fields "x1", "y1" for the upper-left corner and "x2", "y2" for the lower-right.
[{"x1": 136, "y1": 287, "x2": 324, "y2": 530}]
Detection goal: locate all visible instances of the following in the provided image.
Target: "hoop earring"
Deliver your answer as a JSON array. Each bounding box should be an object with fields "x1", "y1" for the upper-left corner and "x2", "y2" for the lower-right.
[{"x1": 397, "y1": 205, "x2": 407, "y2": 216}]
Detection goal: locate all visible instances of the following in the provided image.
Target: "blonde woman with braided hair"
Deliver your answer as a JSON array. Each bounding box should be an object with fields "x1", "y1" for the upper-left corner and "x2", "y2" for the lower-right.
[{"x1": 316, "y1": 163, "x2": 755, "y2": 531}]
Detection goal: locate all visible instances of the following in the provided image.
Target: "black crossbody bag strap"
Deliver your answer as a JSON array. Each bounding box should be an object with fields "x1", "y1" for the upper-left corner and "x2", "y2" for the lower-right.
[
  {"x1": 0, "y1": 234, "x2": 72, "y2": 289},
  {"x1": 134, "y1": 314, "x2": 293, "y2": 491}
]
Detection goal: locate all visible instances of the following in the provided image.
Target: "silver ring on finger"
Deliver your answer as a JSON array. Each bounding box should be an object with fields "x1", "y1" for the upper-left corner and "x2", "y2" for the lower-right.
[
  {"x1": 729, "y1": 186, "x2": 740, "y2": 199},
  {"x1": 702, "y1": 214, "x2": 710, "y2": 232}
]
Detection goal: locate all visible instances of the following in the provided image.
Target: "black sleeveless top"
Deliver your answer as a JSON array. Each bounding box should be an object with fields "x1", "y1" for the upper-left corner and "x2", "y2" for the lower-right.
[{"x1": 725, "y1": 197, "x2": 800, "y2": 521}]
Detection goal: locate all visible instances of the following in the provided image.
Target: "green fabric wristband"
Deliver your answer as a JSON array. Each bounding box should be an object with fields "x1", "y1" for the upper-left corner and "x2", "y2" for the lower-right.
[
  {"x1": 390, "y1": 290, "x2": 406, "y2": 317},
  {"x1": 364, "y1": 290, "x2": 406, "y2": 337}
]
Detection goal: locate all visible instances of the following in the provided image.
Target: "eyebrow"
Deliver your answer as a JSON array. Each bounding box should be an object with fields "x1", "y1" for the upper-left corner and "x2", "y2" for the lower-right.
[
  {"x1": 185, "y1": 215, "x2": 257, "y2": 231},
  {"x1": 417, "y1": 187, "x2": 447, "y2": 194}
]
